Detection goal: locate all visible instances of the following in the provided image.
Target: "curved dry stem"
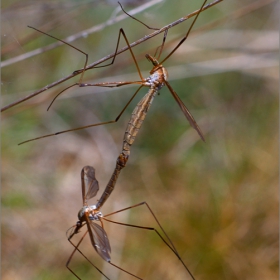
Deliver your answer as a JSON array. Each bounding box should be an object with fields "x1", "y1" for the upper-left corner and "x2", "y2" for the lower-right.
[{"x1": 1, "y1": 0, "x2": 223, "y2": 112}]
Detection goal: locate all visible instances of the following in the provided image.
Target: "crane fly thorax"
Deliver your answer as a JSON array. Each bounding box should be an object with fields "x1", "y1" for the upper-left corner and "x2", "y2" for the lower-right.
[
  {"x1": 144, "y1": 54, "x2": 168, "y2": 90},
  {"x1": 78, "y1": 205, "x2": 102, "y2": 221},
  {"x1": 145, "y1": 65, "x2": 168, "y2": 91}
]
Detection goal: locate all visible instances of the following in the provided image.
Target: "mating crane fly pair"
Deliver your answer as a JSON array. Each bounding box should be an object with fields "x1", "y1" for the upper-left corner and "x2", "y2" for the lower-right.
[
  {"x1": 61, "y1": 0, "x2": 211, "y2": 278},
  {"x1": 19, "y1": 0, "x2": 207, "y2": 146},
  {"x1": 19, "y1": 0, "x2": 217, "y2": 279}
]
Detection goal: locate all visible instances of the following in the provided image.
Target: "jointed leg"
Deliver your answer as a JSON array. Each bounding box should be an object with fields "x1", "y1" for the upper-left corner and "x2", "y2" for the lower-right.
[{"x1": 103, "y1": 201, "x2": 196, "y2": 280}]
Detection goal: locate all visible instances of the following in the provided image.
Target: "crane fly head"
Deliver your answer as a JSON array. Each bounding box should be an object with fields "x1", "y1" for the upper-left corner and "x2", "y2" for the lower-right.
[
  {"x1": 78, "y1": 206, "x2": 87, "y2": 221},
  {"x1": 145, "y1": 54, "x2": 159, "y2": 66}
]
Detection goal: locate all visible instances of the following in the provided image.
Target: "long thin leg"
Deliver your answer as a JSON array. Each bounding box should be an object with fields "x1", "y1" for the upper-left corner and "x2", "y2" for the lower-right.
[
  {"x1": 27, "y1": 26, "x2": 89, "y2": 87},
  {"x1": 103, "y1": 202, "x2": 196, "y2": 280},
  {"x1": 118, "y1": 1, "x2": 159, "y2": 31},
  {"x1": 102, "y1": 217, "x2": 177, "y2": 255},
  {"x1": 154, "y1": 29, "x2": 169, "y2": 60},
  {"x1": 18, "y1": 85, "x2": 144, "y2": 145},
  {"x1": 104, "y1": 202, "x2": 178, "y2": 254},
  {"x1": 67, "y1": 229, "x2": 110, "y2": 280},
  {"x1": 118, "y1": 1, "x2": 168, "y2": 60},
  {"x1": 109, "y1": 261, "x2": 143, "y2": 279},
  {"x1": 27, "y1": 25, "x2": 122, "y2": 92},
  {"x1": 160, "y1": 0, "x2": 208, "y2": 64},
  {"x1": 68, "y1": 222, "x2": 143, "y2": 279},
  {"x1": 46, "y1": 79, "x2": 143, "y2": 111}
]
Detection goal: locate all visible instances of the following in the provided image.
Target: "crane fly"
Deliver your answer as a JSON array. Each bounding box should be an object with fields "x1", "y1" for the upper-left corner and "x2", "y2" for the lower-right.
[
  {"x1": 67, "y1": 165, "x2": 196, "y2": 279},
  {"x1": 19, "y1": 0, "x2": 210, "y2": 146},
  {"x1": 66, "y1": 165, "x2": 130, "y2": 279},
  {"x1": 65, "y1": 2, "x2": 209, "y2": 212}
]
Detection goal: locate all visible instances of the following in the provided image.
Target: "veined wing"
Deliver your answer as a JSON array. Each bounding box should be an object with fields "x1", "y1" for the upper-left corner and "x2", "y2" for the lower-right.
[
  {"x1": 81, "y1": 166, "x2": 99, "y2": 204},
  {"x1": 165, "y1": 80, "x2": 205, "y2": 142},
  {"x1": 86, "y1": 216, "x2": 111, "y2": 262}
]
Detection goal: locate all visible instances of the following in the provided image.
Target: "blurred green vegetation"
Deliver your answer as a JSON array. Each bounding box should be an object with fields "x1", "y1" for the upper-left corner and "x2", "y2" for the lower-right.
[{"x1": 1, "y1": 0, "x2": 278, "y2": 279}]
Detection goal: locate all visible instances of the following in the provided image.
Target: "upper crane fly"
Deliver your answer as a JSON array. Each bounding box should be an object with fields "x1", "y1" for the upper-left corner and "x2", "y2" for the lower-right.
[{"x1": 19, "y1": 0, "x2": 211, "y2": 145}]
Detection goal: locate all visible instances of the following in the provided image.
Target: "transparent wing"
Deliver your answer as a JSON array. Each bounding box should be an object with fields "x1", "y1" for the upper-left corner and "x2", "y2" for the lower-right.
[
  {"x1": 165, "y1": 80, "x2": 205, "y2": 142},
  {"x1": 86, "y1": 217, "x2": 111, "y2": 262},
  {"x1": 81, "y1": 166, "x2": 99, "y2": 204}
]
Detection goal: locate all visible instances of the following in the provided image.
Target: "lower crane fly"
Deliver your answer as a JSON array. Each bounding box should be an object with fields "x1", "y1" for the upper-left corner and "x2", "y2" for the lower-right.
[
  {"x1": 67, "y1": 166, "x2": 196, "y2": 279},
  {"x1": 19, "y1": 0, "x2": 212, "y2": 145}
]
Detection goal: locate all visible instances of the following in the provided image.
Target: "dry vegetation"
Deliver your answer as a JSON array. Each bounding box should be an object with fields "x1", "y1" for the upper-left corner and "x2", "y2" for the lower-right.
[{"x1": 1, "y1": 0, "x2": 278, "y2": 279}]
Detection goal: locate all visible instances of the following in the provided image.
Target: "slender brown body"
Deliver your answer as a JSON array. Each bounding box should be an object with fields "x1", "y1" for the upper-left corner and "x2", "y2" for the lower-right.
[
  {"x1": 95, "y1": 61, "x2": 168, "y2": 209},
  {"x1": 94, "y1": 52, "x2": 206, "y2": 210}
]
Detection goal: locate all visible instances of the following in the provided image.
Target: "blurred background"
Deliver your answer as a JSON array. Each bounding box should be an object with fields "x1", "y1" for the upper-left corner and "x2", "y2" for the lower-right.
[{"x1": 1, "y1": 0, "x2": 278, "y2": 279}]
